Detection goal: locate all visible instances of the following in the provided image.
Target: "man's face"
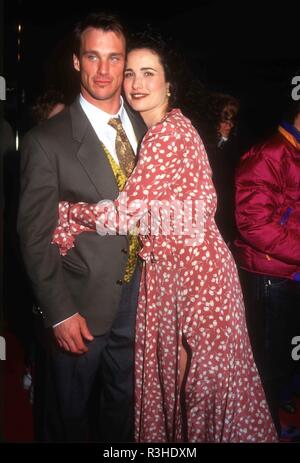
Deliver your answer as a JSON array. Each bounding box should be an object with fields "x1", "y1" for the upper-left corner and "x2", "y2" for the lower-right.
[{"x1": 73, "y1": 27, "x2": 125, "y2": 110}]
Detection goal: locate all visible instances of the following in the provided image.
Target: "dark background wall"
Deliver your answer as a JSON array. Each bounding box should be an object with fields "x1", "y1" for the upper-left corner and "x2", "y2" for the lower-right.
[
  {"x1": 0, "y1": 0, "x2": 4, "y2": 443},
  {"x1": 3, "y1": 0, "x2": 300, "y2": 145}
]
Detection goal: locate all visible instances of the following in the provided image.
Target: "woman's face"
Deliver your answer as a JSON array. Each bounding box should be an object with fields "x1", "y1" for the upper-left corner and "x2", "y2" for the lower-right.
[{"x1": 123, "y1": 48, "x2": 170, "y2": 116}]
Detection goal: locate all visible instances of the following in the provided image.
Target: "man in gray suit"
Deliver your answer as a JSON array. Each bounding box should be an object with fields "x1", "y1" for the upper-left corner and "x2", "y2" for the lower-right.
[{"x1": 18, "y1": 12, "x2": 146, "y2": 442}]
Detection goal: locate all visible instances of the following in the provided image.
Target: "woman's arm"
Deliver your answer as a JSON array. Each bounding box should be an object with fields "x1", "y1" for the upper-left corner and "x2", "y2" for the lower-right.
[{"x1": 53, "y1": 126, "x2": 187, "y2": 254}]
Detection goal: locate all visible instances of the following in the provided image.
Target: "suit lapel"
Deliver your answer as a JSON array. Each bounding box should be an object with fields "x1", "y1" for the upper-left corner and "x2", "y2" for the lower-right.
[
  {"x1": 70, "y1": 99, "x2": 119, "y2": 200},
  {"x1": 69, "y1": 98, "x2": 147, "y2": 199},
  {"x1": 76, "y1": 125, "x2": 120, "y2": 200}
]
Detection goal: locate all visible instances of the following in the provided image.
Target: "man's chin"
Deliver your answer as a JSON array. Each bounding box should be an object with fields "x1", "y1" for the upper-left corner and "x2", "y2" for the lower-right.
[{"x1": 91, "y1": 91, "x2": 118, "y2": 101}]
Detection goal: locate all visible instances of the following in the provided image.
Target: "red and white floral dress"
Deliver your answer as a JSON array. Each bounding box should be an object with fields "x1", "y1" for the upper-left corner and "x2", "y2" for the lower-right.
[{"x1": 53, "y1": 109, "x2": 278, "y2": 442}]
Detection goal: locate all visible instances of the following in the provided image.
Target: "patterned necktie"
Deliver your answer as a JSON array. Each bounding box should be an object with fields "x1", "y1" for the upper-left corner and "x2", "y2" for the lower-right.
[{"x1": 108, "y1": 117, "x2": 136, "y2": 178}]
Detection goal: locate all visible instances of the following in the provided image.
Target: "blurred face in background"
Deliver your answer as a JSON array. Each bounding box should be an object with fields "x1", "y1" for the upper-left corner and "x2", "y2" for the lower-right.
[
  {"x1": 219, "y1": 120, "x2": 234, "y2": 139},
  {"x1": 218, "y1": 104, "x2": 237, "y2": 139}
]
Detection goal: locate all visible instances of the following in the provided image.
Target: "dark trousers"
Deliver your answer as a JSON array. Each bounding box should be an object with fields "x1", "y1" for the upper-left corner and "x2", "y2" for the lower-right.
[
  {"x1": 239, "y1": 269, "x2": 300, "y2": 434},
  {"x1": 35, "y1": 266, "x2": 140, "y2": 442}
]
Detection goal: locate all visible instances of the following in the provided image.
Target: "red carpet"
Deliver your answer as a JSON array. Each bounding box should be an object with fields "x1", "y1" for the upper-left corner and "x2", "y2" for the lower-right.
[{"x1": 2, "y1": 330, "x2": 300, "y2": 442}]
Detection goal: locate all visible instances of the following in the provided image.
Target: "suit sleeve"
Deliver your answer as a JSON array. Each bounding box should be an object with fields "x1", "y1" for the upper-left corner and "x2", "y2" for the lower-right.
[
  {"x1": 235, "y1": 149, "x2": 300, "y2": 265},
  {"x1": 17, "y1": 132, "x2": 76, "y2": 326}
]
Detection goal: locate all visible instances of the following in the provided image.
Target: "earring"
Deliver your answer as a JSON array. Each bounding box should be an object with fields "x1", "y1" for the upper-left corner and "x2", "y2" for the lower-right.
[{"x1": 167, "y1": 90, "x2": 171, "y2": 97}]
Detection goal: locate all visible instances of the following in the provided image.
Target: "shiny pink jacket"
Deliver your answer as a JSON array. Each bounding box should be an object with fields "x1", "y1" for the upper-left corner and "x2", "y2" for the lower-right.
[{"x1": 234, "y1": 132, "x2": 300, "y2": 280}]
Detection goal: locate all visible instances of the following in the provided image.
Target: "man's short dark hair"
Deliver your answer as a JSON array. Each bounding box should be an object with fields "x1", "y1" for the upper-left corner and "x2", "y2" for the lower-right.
[{"x1": 73, "y1": 12, "x2": 126, "y2": 57}]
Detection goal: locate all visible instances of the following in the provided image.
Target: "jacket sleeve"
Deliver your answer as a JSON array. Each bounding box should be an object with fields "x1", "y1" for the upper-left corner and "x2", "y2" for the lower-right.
[
  {"x1": 17, "y1": 132, "x2": 76, "y2": 326},
  {"x1": 235, "y1": 147, "x2": 300, "y2": 265}
]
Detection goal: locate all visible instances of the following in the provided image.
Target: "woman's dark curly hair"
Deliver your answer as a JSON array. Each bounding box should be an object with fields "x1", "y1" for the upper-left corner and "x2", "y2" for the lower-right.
[{"x1": 126, "y1": 29, "x2": 208, "y2": 131}]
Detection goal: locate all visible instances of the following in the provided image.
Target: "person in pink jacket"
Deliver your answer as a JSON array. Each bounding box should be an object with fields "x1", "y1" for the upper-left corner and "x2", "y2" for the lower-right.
[{"x1": 235, "y1": 99, "x2": 300, "y2": 438}]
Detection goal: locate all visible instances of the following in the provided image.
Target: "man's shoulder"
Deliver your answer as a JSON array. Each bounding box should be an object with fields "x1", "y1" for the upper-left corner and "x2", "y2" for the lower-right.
[{"x1": 25, "y1": 106, "x2": 71, "y2": 142}]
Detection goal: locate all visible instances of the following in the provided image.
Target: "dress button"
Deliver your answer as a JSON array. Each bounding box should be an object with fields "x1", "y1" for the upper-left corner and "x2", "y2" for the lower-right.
[
  {"x1": 121, "y1": 248, "x2": 128, "y2": 254},
  {"x1": 116, "y1": 279, "x2": 123, "y2": 285}
]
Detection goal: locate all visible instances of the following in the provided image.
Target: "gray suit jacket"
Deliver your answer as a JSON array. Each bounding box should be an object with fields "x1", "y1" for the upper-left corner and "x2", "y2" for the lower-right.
[{"x1": 18, "y1": 97, "x2": 147, "y2": 335}]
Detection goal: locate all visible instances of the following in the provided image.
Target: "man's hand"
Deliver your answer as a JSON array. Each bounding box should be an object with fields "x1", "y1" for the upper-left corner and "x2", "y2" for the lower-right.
[{"x1": 53, "y1": 313, "x2": 94, "y2": 354}]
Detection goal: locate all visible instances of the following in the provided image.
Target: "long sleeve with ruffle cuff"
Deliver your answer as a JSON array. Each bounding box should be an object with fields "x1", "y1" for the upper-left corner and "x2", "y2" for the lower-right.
[
  {"x1": 52, "y1": 200, "x2": 136, "y2": 255},
  {"x1": 51, "y1": 201, "x2": 99, "y2": 255}
]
